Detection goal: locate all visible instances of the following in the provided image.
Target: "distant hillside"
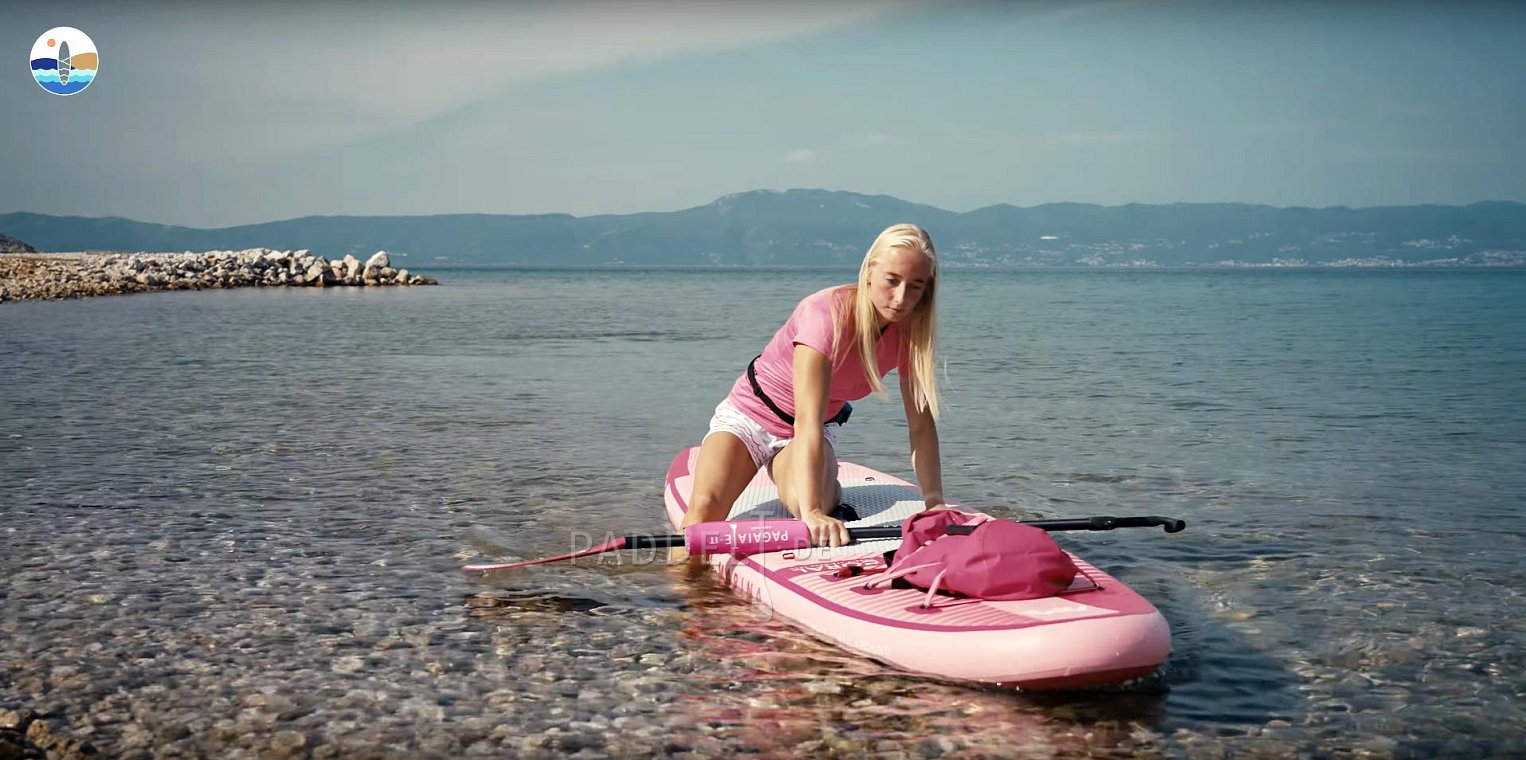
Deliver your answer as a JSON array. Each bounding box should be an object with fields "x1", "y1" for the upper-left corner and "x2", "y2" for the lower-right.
[
  {"x1": 0, "y1": 232, "x2": 39, "y2": 253},
  {"x1": 4, "y1": 190, "x2": 1525, "y2": 267}
]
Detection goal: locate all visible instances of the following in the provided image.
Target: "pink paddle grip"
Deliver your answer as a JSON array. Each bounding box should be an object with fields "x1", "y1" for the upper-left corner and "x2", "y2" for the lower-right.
[{"x1": 684, "y1": 520, "x2": 812, "y2": 556}]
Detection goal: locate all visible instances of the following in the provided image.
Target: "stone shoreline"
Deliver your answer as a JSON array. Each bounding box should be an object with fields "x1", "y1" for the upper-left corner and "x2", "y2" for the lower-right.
[{"x1": 0, "y1": 249, "x2": 437, "y2": 304}]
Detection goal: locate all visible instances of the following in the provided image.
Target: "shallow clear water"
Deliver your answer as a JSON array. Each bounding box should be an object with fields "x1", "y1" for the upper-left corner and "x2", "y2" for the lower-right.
[{"x1": 2, "y1": 269, "x2": 1523, "y2": 758}]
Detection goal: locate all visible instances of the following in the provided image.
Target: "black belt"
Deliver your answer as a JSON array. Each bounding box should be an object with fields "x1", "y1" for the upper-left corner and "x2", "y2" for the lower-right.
[{"x1": 747, "y1": 355, "x2": 852, "y2": 428}]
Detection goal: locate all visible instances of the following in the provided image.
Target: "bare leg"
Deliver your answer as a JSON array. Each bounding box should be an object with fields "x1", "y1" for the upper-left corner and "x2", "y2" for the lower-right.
[
  {"x1": 768, "y1": 436, "x2": 842, "y2": 519},
  {"x1": 680, "y1": 432, "x2": 759, "y2": 527},
  {"x1": 671, "y1": 432, "x2": 758, "y2": 565}
]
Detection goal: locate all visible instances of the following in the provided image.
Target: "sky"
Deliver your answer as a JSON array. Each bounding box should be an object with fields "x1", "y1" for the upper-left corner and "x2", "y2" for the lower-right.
[{"x1": 5, "y1": 0, "x2": 1525, "y2": 228}]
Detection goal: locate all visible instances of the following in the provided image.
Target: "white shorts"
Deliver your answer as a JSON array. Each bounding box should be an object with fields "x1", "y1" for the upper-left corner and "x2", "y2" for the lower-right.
[{"x1": 705, "y1": 398, "x2": 841, "y2": 469}]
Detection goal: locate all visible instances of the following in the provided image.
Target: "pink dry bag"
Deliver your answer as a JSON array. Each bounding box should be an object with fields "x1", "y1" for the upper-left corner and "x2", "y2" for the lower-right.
[{"x1": 867, "y1": 510, "x2": 1079, "y2": 603}]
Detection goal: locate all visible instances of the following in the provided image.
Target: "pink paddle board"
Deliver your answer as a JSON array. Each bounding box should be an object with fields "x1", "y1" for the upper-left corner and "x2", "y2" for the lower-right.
[{"x1": 664, "y1": 446, "x2": 1171, "y2": 689}]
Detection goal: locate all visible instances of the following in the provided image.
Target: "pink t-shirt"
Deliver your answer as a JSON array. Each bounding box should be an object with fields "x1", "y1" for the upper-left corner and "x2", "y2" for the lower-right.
[{"x1": 727, "y1": 287, "x2": 904, "y2": 438}]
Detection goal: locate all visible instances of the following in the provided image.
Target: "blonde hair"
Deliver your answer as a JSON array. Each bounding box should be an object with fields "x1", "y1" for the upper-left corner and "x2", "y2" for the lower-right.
[{"x1": 829, "y1": 223, "x2": 940, "y2": 418}]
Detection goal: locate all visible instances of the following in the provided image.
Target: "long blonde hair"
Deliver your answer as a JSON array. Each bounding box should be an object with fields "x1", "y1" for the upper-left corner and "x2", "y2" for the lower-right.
[{"x1": 830, "y1": 223, "x2": 940, "y2": 417}]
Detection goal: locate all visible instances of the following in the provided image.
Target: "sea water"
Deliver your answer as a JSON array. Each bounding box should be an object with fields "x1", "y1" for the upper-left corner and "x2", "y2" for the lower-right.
[{"x1": 2, "y1": 268, "x2": 1522, "y2": 757}]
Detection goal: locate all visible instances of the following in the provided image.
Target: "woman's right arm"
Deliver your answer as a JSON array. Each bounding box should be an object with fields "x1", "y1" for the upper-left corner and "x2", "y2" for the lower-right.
[
  {"x1": 788, "y1": 343, "x2": 848, "y2": 545},
  {"x1": 789, "y1": 342, "x2": 832, "y2": 509}
]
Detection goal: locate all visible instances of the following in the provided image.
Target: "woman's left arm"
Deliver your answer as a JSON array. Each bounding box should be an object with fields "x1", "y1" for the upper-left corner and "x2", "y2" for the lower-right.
[{"x1": 900, "y1": 370, "x2": 945, "y2": 509}]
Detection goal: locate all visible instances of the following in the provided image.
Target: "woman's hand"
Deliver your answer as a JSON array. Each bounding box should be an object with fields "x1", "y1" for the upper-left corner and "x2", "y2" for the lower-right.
[{"x1": 800, "y1": 508, "x2": 849, "y2": 548}]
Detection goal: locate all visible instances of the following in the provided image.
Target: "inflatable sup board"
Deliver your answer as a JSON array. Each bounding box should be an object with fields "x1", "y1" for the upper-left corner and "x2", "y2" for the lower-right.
[{"x1": 664, "y1": 446, "x2": 1171, "y2": 689}]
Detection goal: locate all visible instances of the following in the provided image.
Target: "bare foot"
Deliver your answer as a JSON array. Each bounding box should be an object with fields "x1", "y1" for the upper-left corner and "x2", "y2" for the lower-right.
[{"x1": 664, "y1": 548, "x2": 710, "y2": 584}]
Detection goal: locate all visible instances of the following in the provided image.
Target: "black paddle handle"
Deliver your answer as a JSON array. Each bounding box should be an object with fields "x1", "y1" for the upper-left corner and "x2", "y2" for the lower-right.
[
  {"x1": 948, "y1": 515, "x2": 1187, "y2": 534},
  {"x1": 845, "y1": 516, "x2": 1190, "y2": 537},
  {"x1": 624, "y1": 534, "x2": 689, "y2": 550}
]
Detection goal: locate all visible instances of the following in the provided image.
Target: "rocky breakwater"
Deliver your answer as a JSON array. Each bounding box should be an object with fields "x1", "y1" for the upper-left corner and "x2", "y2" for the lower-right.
[{"x1": 0, "y1": 249, "x2": 437, "y2": 303}]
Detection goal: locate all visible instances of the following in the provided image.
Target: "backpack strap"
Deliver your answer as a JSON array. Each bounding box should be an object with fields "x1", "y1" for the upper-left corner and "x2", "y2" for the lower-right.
[
  {"x1": 920, "y1": 568, "x2": 951, "y2": 609},
  {"x1": 860, "y1": 561, "x2": 942, "y2": 591},
  {"x1": 860, "y1": 562, "x2": 957, "y2": 610}
]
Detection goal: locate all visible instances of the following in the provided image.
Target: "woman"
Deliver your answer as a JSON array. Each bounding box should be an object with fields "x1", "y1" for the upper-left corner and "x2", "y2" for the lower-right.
[{"x1": 678, "y1": 223, "x2": 946, "y2": 552}]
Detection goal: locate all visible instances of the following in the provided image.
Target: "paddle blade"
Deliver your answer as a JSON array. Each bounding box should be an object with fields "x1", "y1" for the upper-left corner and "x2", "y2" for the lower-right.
[{"x1": 463, "y1": 537, "x2": 629, "y2": 572}]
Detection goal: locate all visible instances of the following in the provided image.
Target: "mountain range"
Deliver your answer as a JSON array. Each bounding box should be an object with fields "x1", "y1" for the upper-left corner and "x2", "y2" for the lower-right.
[{"x1": 4, "y1": 190, "x2": 1525, "y2": 268}]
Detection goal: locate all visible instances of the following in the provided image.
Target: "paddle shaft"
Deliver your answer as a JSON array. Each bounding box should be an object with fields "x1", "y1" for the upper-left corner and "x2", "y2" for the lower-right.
[
  {"x1": 953, "y1": 515, "x2": 1187, "y2": 534},
  {"x1": 462, "y1": 514, "x2": 1184, "y2": 572},
  {"x1": 631, "y1": 515, "x2": 1182, "y2": 547}
]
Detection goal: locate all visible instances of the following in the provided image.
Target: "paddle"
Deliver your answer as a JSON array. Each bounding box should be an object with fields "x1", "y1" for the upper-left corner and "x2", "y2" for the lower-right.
[{"x1": 461, "y1": 514, "x2": 1184, "y2": 572}]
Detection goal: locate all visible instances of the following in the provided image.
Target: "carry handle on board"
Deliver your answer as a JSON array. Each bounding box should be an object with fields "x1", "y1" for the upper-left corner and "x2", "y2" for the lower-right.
[{"x1": 462, "y1": 514, "x2": 1186, "y2": 572}]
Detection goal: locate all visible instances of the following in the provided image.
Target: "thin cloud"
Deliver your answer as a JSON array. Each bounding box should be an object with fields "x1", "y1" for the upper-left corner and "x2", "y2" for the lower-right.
[
  {"x1": 1047, "y1": 130, "x2": 1147, "y2": 145},
  {"x1": 1027, "y1": 0, "x2": 1149, "y2": 25},
  {"x1": 52, "y1": 2, "x2": 928, "y2": 162},
  {"x1": 841, "y1": 132, "x2": 895, "y2": 146},
  {"x1": 282, "y1": 2, "x2": 923, "y2": 125},
  {"x1": 1243, "y1": 118, "x2": 1337, "y2": 136},
  {"x1": 786, "y1": 149, "x2": 819, "y2": 165},
  {"x1": 1333, "y1": 146, "x2": 1495, "y2": 164}
]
